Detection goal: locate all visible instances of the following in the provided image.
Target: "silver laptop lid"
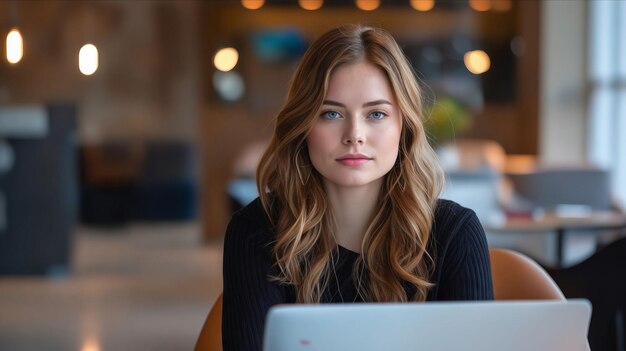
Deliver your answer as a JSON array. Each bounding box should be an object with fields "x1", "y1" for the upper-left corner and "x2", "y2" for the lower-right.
[{"x1": 264, "y1": 299, "x2": 591, "y2": 351}]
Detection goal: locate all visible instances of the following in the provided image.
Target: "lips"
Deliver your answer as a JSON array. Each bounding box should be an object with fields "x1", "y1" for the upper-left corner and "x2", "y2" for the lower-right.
[{"x1": 336, "y1": 153, "x2": 372, "y2": 166}]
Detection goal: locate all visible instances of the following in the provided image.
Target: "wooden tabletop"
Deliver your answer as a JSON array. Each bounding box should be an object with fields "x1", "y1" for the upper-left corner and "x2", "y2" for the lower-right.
[{"x1": 486, "y1": 211, "x2": 626, "y2": 233}]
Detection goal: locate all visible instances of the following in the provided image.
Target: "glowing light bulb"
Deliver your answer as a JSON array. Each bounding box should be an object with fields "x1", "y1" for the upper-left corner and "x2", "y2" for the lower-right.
[
  {"x1": 464, "y1": 50, "x2": 491, "y2": 75},
  {"x1": 81, "y1": 337, "x2": 101, "y2": 351},
  {"x1": 410, "y1": 0, "x2": 435, "y2": 12},
  {"x1": 241, "y1": 0, "x2": 264, "y2": 10},
  {"x1": 214, "y1": 47, "x2": 239, "y2": 72},
  {"x1": 6, "y1": 28, "x2": 23, "y2": 64},
  {"x1": 355, "y1": 0, "x2": 380, "y2": 11},
  {"x1": 299, "y1": 0, "x2": 323, "y2": 10},
  {"x1": 79, "y1": 44, "x2": 99, "y2": 76},
  {"x1": 469, "y1": 0, "x2": 491, "y2": 12}
]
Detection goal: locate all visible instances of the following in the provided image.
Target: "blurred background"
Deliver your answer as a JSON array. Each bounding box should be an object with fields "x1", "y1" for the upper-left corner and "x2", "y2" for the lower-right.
[{"x1": 1, "y1": 0, "x2": 625, "y2": 350}]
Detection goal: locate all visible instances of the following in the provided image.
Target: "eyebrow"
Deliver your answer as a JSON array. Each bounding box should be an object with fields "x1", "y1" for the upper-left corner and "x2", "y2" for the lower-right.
[{"x1": 321, "y1": 99, "x2": 393, "y2": 108}]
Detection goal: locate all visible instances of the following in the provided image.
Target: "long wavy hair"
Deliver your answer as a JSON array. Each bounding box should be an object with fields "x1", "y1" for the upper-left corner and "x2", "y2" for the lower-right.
[{"x1": 256, "y1": 24, "x2": 445, "y2": 303}]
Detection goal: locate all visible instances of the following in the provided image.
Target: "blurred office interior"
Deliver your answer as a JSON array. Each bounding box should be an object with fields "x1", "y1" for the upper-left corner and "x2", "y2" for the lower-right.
[{"x1": 1, "y1": 0, "x2": 625, "y2": 350}]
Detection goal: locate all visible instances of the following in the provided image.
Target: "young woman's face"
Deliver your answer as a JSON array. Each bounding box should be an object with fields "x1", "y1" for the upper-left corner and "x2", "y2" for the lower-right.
[{"x1": 306, "y1": 61, "x2": 402, "y2": 191}]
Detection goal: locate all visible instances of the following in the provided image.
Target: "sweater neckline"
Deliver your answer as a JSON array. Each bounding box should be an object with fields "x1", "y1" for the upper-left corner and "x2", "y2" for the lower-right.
[{"x1": 337, "y1": 244, "x2": 360, "y2": 256}]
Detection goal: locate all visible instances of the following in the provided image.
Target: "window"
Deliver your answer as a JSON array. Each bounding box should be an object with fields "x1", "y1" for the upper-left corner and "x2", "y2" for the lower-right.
[{"x1": 588, "y1": 0, "x2": 626, "y2": 205}]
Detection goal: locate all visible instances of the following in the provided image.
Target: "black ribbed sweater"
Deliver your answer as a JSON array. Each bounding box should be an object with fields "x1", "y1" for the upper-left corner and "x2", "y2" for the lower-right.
[{"x1": 221, "y1": 198, "x2": 494, "y2": 351}]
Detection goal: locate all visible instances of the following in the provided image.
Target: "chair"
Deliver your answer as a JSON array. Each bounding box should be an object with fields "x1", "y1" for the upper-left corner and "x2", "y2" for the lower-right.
[
  {"x1": 489, "y1": 247, "x2": 565, "y2": 300},
  {"x1": 547, "y1": 237, "x2": 626, "y2": 351},
  {"x1": 195, "y1": 249, "x2": 563, "y2": 350},
  {"x1": 195, "y1": 294, "x2": 223, "y2": 351}
]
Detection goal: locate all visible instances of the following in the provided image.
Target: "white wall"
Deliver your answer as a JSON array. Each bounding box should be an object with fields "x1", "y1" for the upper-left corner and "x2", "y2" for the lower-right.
[{"x1": 540, "y1": 0, "x2": 587, "y2": 164}]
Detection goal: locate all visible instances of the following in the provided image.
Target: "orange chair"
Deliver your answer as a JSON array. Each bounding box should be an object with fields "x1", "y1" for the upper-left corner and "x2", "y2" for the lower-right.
[
  {"x1": 194, "y1": 294, "x2": 222, "y2": 351},
  {"x1": 489, "y1": 247, "x2": 565, "y2": 300}
]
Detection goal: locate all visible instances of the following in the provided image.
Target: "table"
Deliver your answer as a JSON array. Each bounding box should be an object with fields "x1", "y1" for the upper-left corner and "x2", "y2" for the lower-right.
[{"x1": 486, "y1": 211, "x2": 626, "y2": 268}]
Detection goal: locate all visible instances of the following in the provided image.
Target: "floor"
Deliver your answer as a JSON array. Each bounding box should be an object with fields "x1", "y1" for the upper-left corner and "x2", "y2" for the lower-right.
[{"x1": 0, "y1": 222, "x2": 223, "y2": 351}]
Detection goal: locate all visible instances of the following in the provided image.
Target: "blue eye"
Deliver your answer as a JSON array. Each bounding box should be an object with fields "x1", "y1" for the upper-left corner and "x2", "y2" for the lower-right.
[
  {"x1": 369, "y1": 111, "x2": 387, "y2": 120},
  {"x1": 321, "y1": 111, "x2": 341, "y2": 120}
]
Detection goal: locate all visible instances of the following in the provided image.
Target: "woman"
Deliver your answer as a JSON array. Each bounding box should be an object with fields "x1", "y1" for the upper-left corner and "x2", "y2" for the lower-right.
[{"x1": 222, "y1": 24, "x2": 493, "y2": 350}]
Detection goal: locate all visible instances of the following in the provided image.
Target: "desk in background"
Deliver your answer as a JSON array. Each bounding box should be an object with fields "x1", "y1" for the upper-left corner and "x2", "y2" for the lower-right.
[{"x1": 486, "y1": 211, "x2": 626, "y2": 268}]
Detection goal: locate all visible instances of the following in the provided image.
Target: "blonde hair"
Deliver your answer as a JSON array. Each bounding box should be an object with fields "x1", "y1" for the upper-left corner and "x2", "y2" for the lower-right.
[{"x1": 256, "y1": 25, "x2": 444, "y2": 303}]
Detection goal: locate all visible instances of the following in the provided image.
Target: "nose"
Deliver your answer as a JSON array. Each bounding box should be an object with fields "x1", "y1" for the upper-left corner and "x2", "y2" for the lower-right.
[{"x1": 343, "y1": 118, "x2": 365, "y2": 145}]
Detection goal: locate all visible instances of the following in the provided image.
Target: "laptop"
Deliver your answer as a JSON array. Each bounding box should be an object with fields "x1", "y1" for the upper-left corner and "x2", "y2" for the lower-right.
[{"x1": 263, "y1": 299, "x2": 591, "y2": 351}]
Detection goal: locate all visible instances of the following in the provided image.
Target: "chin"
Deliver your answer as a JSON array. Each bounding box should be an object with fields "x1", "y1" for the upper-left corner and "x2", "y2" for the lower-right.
[{"x1": 324, "y1": 175, "x2": 383, "y2": 189}]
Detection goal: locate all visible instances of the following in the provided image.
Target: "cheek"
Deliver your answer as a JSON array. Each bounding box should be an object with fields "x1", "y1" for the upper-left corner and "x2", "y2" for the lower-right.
[
  {"x1": 380, "y1": 125, "x2": 402, "y2": 167},
  {"x1": 380, "y1": 124, "x2": 402, "y2": 153},
  {"x1": 306, "y1": 126, "x2": 331, "y2": 157}
]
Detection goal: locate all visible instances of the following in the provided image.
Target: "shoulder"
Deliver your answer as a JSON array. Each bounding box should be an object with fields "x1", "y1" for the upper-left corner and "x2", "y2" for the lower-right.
[
  {"x1": 431, "y1": 199, "x2": 484, "y2": 248},
  {"x1": 231, "y1": 197, "x2": 270, "y2": 225},
  {"x1": 428, "y1": 200, "x2": 494, "y2": 300},
  {"x1": 225, "y1": 197, "x2": 275, "y2": 249},
  {"x1": 433, "y1": 199, "x2": 480, "y2": 228}
]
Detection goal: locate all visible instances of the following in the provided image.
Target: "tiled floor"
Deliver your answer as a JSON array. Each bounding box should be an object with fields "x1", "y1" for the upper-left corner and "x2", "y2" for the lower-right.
[{"x1": 0, "y1": 222, "x2": 223, "y2": 351}]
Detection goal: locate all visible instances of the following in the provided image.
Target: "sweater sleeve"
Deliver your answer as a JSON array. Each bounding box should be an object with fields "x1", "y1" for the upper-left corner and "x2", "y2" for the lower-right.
[
  {"x1": 222, "y1": 207, "x2": 286, "y2": 351},
  {"x1": 436, "y1": 207, "x2": 494, "y2": 300}
]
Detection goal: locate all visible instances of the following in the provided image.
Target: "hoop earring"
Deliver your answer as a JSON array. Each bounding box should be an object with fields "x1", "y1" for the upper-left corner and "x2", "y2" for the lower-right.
[{"x1": 295, "y1": 148, "x2": 310, "y2": 186}]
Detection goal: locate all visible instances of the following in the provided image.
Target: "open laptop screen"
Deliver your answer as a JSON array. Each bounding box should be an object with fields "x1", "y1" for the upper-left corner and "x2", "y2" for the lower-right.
[{"x1": 264, "y1": 300, "x2": 591, "y2": 351}]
